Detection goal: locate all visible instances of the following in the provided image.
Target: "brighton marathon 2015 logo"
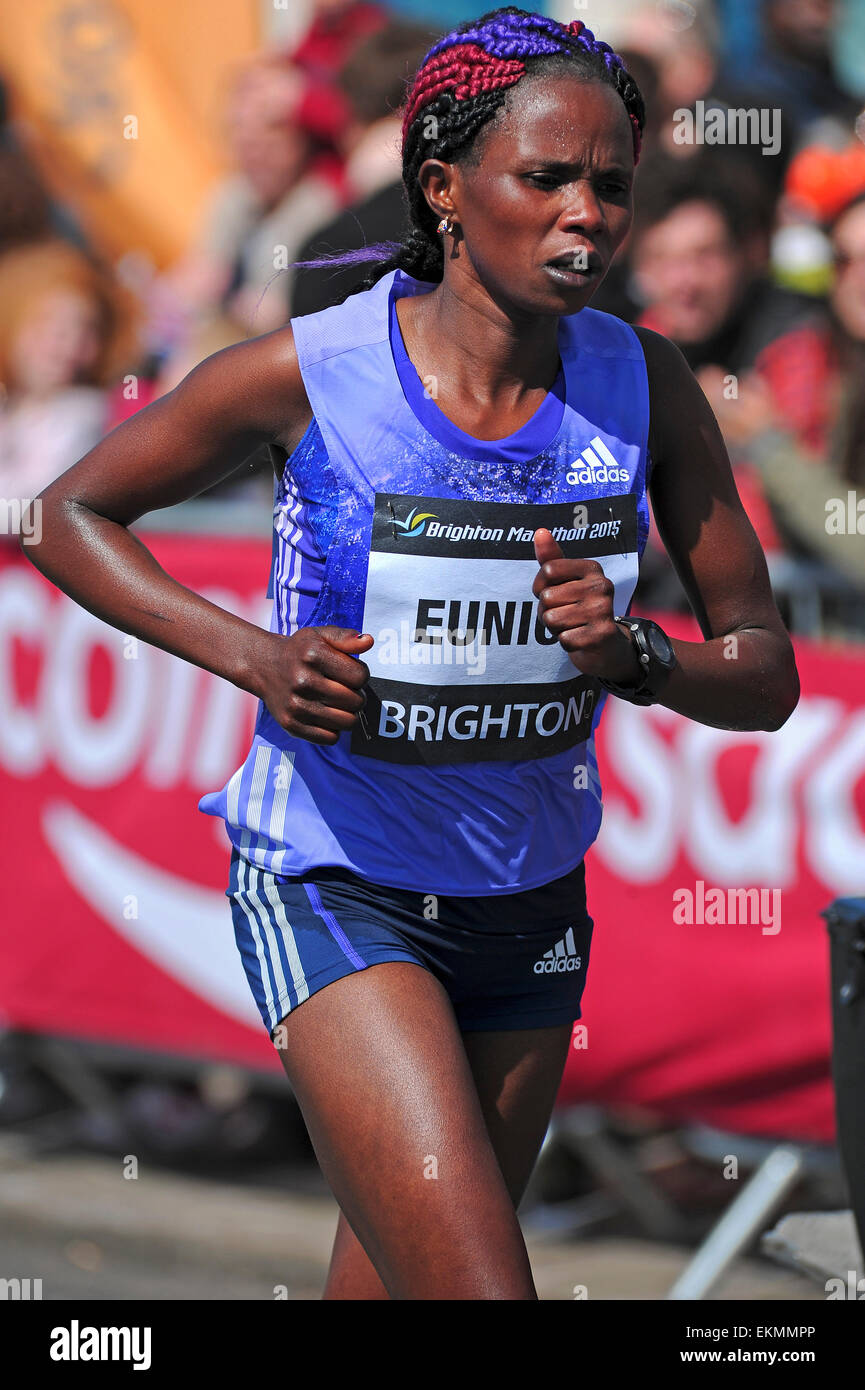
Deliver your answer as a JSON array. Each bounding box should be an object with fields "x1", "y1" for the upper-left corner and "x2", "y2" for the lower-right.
[{"x1": 353, "y1": 491, "x2": 639, "y2": 765}]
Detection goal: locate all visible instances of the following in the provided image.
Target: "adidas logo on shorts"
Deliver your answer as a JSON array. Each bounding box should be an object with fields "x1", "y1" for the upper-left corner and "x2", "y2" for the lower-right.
[{"x1": 534, "y1": 928, "x2": 583, "y2": 974}]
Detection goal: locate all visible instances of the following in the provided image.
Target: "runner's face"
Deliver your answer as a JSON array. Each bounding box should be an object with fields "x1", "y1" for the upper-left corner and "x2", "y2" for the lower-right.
[{"x1": 432, "y1": 74, "x2": 635, "y2": 315}]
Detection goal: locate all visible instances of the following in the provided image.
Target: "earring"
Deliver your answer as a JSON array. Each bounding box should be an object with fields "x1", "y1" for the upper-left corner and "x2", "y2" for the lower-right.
[{"x1": 437, "y1": 216, "x2": 453, "y2": 236}]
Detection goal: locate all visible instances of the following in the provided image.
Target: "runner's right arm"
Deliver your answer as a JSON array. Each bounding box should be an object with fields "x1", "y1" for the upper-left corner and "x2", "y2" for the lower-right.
[{"x1": 17, "y1": 328, "x2": 372, "y2": 745}]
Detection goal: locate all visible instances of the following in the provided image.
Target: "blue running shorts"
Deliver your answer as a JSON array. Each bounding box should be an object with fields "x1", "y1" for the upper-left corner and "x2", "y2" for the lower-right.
[{"x1": 226, "y1": 846, "x2": 594, "y2": 1040}]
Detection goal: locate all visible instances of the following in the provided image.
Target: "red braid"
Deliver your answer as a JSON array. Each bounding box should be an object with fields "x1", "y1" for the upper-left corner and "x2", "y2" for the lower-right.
[
  {"x1": 401, "y1": 43, "x2": 526, "y2": 148},
  {"x1": 402, "y1": 18, "x2": 642, "y2": 165}
]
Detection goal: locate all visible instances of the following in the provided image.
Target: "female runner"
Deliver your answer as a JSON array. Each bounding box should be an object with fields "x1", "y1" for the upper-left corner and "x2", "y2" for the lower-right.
[{"x1": 20, "y1": 8, "x2": 799, "y2": 1300}]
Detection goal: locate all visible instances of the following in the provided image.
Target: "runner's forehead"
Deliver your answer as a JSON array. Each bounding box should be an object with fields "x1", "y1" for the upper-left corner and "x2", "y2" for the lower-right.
[{"x1": 475, "y1": 78, "x2": 633, "y2": 170}]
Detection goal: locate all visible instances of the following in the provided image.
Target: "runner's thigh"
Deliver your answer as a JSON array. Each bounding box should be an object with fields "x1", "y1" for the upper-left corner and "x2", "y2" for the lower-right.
[
  {"x1": 322, "y1": 1019, "x2": 573, "y2": 1298},
  {"x1": 273, "y1": 960, "x2": 538, "y2": 1300},
  {"x1": 462, "y1": 1021, "x2": 573, "y2": 1205}
]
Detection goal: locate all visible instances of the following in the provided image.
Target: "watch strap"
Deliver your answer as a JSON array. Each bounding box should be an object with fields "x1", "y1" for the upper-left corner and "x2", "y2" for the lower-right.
[{"x1": 596, "y1": 616, "x2": 674, "y2": 706}]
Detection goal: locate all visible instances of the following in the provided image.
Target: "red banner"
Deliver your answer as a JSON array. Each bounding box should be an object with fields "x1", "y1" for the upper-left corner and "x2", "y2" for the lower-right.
[{"x1": 2, "y1": 534, "x2": 862, "y2": 1142}]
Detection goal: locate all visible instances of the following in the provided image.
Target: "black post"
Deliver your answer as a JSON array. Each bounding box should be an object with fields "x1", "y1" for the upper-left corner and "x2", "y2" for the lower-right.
[{"x1": 823, "y1": 896, "x2": 865, "y2": 1262}]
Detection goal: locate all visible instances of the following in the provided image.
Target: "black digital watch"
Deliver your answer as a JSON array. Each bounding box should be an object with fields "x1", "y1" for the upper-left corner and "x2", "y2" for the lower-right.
[{"x1": 596, "y1": 616, "x2": 678, "y2": 706}]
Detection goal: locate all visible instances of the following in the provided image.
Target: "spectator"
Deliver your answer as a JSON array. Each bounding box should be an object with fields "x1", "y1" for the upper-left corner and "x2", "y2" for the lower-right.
[
  {"x1": 0, "y1": 240, "x2": 135, "y2": 531},
  {"x1": 152, "y1": 52, "x2": 348, "y2": 392},
  {"x1": 628, "y1": 155, "x2": 816, "y2": 376},
  {"x1": 0, "y1": 140, "x2": 52, "y2": 258},
  {"x1": 590, "y1": 0, "x2": 795, "y2": 199},
  {"x1": 284, "y1": 0, "x2": 391, "y2": 152},
  {"x1": 0, "y1": 73, "x2": 91, "y2": 258},
  {"x1": 704, "y1": 185, "x2": 865, "y2": 587},
  {"x1": 291, "y1": 19, "x2": 437, "y2": 318},
  {"x1": 626, "y1": 153, "x2": 825, "y2": 560},
  {"x1": 719, "y1": 0, "x2": 860, "y2": 150}
]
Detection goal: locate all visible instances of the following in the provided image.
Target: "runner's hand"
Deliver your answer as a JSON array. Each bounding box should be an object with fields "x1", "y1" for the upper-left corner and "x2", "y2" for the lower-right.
[
  {"x1": 532, "y1": 528, "x2": 639, "y2": 682},
  {"x1": 254, "y1": 626, "x2": 373, "y2": 745}
]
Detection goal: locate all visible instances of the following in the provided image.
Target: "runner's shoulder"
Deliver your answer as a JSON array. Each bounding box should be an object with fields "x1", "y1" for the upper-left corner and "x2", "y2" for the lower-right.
[
  {"x1": 630, "y1": 323, "x2": 708, "y2": 459},
  {"x1": 631, "y1": 322, "x2": 693, "y2": 384},
  {"x1": 192, "y1": 322, "x2": 313, "y2": 453}
]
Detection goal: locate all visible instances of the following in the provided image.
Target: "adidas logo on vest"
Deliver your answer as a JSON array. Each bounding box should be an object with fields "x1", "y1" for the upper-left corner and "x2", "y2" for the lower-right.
[
  {"x1": 566, "y1": 436, "x2": 628, "y2": 486},
  {"x1": 534, "y1": 927, "x2": 583, "y2": 974}
]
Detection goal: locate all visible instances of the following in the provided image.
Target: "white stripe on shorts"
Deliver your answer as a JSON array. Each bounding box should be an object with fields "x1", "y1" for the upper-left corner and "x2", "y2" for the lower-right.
[
  {"x1": 236, "y1": 846, "x2": 291, "y2": 1032},
  {"x1": 259, "y1": 871, "x2": 310, "y2": 1011},
  {"x1": 235, "y1": 834, "x2": 310, "y2": 1029}
]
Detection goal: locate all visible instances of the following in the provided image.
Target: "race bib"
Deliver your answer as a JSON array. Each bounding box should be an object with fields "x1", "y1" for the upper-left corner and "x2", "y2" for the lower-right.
[{"x1": 351, "y1": 492, "x2": 639, "y2": 765}]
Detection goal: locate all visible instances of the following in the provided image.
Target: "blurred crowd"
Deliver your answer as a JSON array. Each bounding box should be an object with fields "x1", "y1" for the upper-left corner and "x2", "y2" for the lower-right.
[{"x1": 2, "y1": 0, "x2": 865, "y2": 635}]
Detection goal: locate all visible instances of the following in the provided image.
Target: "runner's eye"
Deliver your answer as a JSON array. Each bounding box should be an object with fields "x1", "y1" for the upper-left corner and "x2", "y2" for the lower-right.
[{"x1": 599, "y1": 181, "x2": 628, "y2": 196}]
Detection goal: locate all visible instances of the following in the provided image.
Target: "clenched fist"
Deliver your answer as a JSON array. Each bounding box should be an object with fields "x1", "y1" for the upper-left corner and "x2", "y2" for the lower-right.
[
  {"x1": 532, "y1": 527, "x2": 641, "y2": 682},
  {"x1": 253, "y1": 625, "x2": 373, "y2": 745}
]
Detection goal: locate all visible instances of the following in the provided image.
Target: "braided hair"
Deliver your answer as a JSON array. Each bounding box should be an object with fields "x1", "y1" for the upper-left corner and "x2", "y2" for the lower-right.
[{"x1": 292, "y1": 7, "x2": 645, "y2": 302}]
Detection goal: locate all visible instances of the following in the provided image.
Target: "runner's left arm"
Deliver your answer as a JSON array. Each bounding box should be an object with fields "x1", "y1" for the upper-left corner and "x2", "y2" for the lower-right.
[{"x1": 633, "y1": 324, "x2": 799, "y2": 733}]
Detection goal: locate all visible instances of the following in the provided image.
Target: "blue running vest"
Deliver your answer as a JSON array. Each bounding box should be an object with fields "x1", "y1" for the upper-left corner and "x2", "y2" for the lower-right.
[{"x1": 199, "y1": 267, "x2": 652, "y2": 894}]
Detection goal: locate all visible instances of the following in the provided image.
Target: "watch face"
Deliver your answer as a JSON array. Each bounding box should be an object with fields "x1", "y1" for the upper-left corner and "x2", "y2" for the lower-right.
[{"x1": 647, "y1": 624, "x2": 674, "y2": 664}]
